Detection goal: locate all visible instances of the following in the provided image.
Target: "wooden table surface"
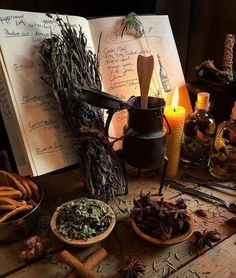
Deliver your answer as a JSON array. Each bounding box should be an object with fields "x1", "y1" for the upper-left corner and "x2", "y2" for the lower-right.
[{"x1": 0, "y1": 167, "x2": 236, "y2": 278}]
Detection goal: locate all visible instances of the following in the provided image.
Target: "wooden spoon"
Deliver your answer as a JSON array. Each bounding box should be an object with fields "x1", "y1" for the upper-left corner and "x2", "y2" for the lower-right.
[{"x1": 137, "y1": 54, "x2": 154, "y2": 109}]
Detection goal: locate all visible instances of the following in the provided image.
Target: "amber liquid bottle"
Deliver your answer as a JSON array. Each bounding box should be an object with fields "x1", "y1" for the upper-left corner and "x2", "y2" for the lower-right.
[
  {"x1": 209, "y1": 102, "x2": 236, "y2": 179},
  {"x1": 180, "y1": 92, "x2": 216, "y2": 167}
]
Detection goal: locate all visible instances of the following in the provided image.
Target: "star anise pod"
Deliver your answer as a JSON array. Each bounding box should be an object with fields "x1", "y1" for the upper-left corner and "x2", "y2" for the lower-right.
[
  {"x1": 192, "y1": 230, "x2": 221, "y2": 250},
  {"x1": 118, "y1": 256, "x2": 146, "y2": 278},
  {"x1": 176, "y1": 198, "x2": 187, "y2": 209}
]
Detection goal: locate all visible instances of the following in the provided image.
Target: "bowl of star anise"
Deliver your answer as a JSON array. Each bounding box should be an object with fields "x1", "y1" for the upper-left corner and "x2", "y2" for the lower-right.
[{"x1": 130, "y1": 192, "x2": 194, "y2": 246}]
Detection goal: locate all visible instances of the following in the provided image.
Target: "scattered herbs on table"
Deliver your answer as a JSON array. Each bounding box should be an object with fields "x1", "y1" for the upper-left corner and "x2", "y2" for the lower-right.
[
  {"x1": 56, "y1": 198, "x2": 113, "y2": 240},
  {"x1": 131, "y1": 192, "x2": 190, "y2": 240},
  {"x1": 117, "y1": 256, "x2": 146, "y2": 278},
  {"x1": 192, "y1": 230, "x2": 221, "y2": 250}
]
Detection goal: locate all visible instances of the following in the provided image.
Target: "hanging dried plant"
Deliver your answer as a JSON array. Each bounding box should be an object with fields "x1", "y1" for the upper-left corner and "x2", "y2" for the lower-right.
[
  {"x1": 40, "y1": 14, "x2": 127, "y2": 200},
  {"x1": 121, "y1": 12, "x2": 145, "y2": 38}
]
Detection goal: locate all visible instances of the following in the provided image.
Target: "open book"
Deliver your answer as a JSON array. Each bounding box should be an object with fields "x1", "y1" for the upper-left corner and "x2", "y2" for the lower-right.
[{"x1": 0, "y1": 9, "x2": 191, "y2": 176}]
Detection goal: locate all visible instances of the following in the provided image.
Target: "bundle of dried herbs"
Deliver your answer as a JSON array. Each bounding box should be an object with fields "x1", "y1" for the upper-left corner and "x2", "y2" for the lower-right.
[
  {"x1": 40, "y1": 14, "x2": 127, "y2": 200},
  {"x1": 131, "y1": 192, "x2": 190, "y2": 240},
  {"x1": 56, "y1": 198, "x2": 113, "y2": 240}
]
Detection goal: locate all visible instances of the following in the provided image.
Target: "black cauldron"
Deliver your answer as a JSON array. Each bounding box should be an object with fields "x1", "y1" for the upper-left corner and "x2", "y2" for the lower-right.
[{"x1": 79, "y1": 88, "x2": 169, "y2": 195}]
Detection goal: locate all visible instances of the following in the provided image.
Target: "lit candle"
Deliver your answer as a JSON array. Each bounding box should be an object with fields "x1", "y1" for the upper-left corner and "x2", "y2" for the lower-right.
[{"x1": 164, "y1": 87, "x2": 186, "y2": 177}]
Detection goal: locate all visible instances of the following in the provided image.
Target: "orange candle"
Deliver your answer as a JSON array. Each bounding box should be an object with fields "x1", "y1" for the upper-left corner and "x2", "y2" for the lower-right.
[{"x1": 164, "y1": 87, "x2": 186, "y2": 177}]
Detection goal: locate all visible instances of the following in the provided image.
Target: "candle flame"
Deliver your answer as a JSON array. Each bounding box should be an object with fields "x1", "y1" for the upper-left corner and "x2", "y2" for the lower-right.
[{"x1": 172, "y1": 87, "x2": 179, "y2": 111}]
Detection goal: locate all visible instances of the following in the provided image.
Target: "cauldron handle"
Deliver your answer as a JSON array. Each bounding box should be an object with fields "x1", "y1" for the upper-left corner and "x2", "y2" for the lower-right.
[
  {"x1": 105, "y1": 109, "x2": 119, "y2": 137},
  {"x1": 163, "y1": 115, "x2": 171, "y2": 135}
]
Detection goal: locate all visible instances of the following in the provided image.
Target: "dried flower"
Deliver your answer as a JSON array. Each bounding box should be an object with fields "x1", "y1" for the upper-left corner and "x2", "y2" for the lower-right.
[
  {"x1": 20, "y1": 235, "x2": 46, "y2": 262},
  {"x1": 118, "y1": 256, "x2": 145, "y2": 278},
  {"x1": 192, "y1": 230, "x2": 221, "y2": 250}
]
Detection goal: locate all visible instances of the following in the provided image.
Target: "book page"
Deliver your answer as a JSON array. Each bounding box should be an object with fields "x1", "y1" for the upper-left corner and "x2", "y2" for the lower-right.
[
  {"x1": 89, "y1": 15, "x2": 192, "y2": 145},
  {"x1": 0, "y1": 52, "x2": 31, "y2": 176},
  {"x1": 0, "y1": 9, "x2": 94, "y2": 176}
]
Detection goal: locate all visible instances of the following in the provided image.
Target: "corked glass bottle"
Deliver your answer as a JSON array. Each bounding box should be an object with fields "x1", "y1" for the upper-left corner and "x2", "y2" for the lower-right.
[
  {"x1": 180, "y1": 92, "x2": 216, "y2": 167},
  {"x1": 209, "y1": 102, "x2": 236, "y2": 179}
]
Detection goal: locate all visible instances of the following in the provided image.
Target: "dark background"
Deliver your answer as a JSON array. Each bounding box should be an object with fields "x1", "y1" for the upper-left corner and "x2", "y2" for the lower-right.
[{"x1": 0, "y1": 0, "x2": 236, "y2": 82}]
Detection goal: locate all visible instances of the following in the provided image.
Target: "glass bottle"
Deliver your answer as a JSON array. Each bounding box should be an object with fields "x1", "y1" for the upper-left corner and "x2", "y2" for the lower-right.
[
  {"x1": 157, "y1": 54, "x2": 171, "y2": 92},
  {"x1": 209, "y1": 102, "x2": 236, "y2": 179},
  {"x1": 180, "y1": 92, "x2": 216, "y2": 167}
]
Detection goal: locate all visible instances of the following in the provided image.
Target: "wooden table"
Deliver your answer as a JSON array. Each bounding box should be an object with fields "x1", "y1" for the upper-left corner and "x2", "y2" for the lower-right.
[{"x1": 0, "y1": 167, "x2": 236, "y2": 278}]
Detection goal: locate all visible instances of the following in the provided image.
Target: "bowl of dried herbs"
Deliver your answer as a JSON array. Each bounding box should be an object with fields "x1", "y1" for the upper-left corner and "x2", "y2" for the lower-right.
[
  {"x1": 130, "y1": 192, "x2": 194, "y2": 246},
  {"x1": 50, "y1": 198, "x2": 116, "y2": 247}
]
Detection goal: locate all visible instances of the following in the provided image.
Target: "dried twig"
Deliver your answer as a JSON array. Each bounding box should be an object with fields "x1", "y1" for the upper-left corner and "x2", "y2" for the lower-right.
[{"x1": 223, "y1": 33, "x2": 235, "y2": 81}]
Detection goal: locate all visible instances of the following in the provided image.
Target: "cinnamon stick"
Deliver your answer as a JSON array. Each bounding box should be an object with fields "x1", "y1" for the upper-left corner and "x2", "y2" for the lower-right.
[
  {"x1": 67, "y1": 247, "x2": 108, "y2": 278},
  {"x1": 57, "y1": 250, "x2": 96, "y2": 278}
]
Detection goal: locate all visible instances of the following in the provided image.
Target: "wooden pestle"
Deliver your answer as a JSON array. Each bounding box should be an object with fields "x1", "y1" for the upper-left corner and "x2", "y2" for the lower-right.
[
  {"x1": 137, "y1": 54, "x2": 154, "y2": 109},
  {"x1": 58, "y1": 247, "x2": 108, "y2": 278},
  {"x1": 58, "y1": 250, "x2": 95, "y2": 278}
]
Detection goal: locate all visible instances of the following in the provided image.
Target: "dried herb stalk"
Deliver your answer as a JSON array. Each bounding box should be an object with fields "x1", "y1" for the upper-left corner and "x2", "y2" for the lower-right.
[{"x1": 40, "y1": 14, "x2": 127, "y2": 200}]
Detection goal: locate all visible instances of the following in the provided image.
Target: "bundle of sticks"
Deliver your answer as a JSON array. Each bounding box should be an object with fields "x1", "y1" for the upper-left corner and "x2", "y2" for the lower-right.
[{"x1": 0, "y1": 170, "x2": 40, "y2": 223}]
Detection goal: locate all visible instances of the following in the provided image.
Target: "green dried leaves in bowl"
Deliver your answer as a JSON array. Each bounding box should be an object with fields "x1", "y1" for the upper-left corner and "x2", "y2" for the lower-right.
[{"x1": 56, "y1": 198, "x2": 113, "y2": 240}]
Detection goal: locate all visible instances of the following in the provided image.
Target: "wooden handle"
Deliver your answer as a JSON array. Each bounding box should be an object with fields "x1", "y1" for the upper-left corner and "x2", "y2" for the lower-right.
[
  {"x1": 67, "y1": 247, "x2": 108, "y2": 278},
  {"x1": 137, "y1": 55, "x2": 154, "y2": 109},
  {"x1": 58, "y1": 250, "x2": 96, "y2": 278}
]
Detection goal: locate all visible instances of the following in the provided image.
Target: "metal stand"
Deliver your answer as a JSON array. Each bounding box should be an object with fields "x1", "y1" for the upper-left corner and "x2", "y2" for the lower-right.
[{"x1": 159, "y1": 153, "x2": 168, "y2": 196}]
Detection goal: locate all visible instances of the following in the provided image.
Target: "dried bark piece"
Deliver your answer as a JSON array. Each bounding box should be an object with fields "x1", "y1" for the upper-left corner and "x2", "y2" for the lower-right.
[
  {"x1": 11, "y1": 173, "x2": 32, "y2": 200},
  {"x1": 0, "y1": 186, "x2": 16, "y2": 191},
  {"x1": 0, "y1": 197, "x2": 19, "y2": 205},
  {"x1": 0, "y1": 190, "x2": 22, "y2": 199},
  {"x1": 223, "y1": 33, "x2": 235, "y2": 81},
  {"x1": 0, "y1": 204, "x2": 17, "y2": 210},
  {"x1": 0, "y1": 170, "x2": 27, "y2": 199},
  {"x1": 23, "y1": 177, "x2": 40, "y2": 202},
  {"x1": 0, "y1": 204, "x2": 33, "y2": 223}
]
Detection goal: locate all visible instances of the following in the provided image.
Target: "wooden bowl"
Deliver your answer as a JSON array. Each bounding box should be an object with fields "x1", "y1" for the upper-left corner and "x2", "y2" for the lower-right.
[
  {"x1": 130, "y1": 200, "x2": 194, "y2": 246},
  {"x1": 50, "y1": 198, "x2": 116, "y2": 247}
]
